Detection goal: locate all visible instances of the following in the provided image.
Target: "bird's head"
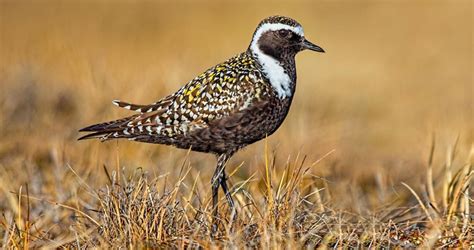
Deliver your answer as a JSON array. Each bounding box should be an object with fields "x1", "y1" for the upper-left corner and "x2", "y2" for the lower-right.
[{"x1": 249, "y1": 16, "x2": 324, "y2": 61}]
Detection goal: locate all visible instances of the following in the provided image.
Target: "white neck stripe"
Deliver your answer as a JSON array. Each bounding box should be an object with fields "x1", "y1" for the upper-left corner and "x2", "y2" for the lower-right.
[{"x1": 250, "y1": 23, "x2": 303, "y2": 99}]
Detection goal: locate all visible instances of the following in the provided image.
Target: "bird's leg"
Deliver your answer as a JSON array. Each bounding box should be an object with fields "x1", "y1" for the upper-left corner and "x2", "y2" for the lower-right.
[
  {"x1": 211, "y1": 153, "x2": 235, "y2": 234},
  {"x1": 220, "y1": 170, "x2": 236, "y2": 216},
  {"x1": 211, "y1": 153, "x2": 227, "y2": 233},
  {"x1": 211, "y1": 163, "x2": 222, "y2": 219}
]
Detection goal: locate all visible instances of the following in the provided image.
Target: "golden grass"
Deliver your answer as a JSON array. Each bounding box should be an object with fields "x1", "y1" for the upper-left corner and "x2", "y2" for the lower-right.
[
  {"x1": 0, "y1": 0, "x2": 472, "y2": 248},
  {"x1": 1, "y1": 142, "x2": 472, "y2": 248}
]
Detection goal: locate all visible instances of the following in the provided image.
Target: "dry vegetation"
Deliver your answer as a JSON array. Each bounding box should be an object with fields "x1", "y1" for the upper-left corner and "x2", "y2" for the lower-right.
[{"x1": 0, "y1": 0, "x2": 472, "y2": 248}]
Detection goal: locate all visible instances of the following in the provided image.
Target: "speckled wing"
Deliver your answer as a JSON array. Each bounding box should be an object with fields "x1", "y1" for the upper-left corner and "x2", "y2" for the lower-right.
[
  {"x1": 127, "y1": 53, "x2": 266, "y2": 140},
  {"x1": 79, "y1": 53, "x2": 268, "y2": 146}
]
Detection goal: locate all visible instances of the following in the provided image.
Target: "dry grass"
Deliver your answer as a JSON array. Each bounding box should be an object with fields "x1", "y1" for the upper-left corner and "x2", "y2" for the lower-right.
[
  {"x1": 0, "y1": 0, "x2": 472, "y2": 248},
  {"x1": 1, "y1": 143, "x2": 472, "y2": 248}
]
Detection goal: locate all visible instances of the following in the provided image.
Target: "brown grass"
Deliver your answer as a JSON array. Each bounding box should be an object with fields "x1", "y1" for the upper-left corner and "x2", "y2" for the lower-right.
[{"x1": 0, "y1": 0, "x2": 472, "y2": 248}]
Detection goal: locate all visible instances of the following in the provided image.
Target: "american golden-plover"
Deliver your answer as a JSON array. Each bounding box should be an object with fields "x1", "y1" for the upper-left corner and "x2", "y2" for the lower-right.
[{"x1": 79, "y1": 15, "x2": 324, "y2": 225}]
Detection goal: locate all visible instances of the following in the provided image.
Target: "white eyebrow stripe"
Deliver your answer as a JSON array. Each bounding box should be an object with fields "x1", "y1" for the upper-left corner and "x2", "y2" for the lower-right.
[{"x1": 251, "y1": 23, "x2": 304, "y2": 46}]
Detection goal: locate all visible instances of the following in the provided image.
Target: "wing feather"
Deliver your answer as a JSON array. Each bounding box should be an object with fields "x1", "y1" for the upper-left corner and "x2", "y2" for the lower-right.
[{"x1": 78, "y1": 52, "x2": 266, "y2": 144}]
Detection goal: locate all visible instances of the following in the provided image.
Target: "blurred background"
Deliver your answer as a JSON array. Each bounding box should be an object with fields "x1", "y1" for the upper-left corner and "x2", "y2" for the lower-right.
[{"x1": 0, "y1": 0, "x2": 472, "y2": 210}]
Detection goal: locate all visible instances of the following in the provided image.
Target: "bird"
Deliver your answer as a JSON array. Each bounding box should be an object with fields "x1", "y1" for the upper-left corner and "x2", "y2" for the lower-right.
[{"x1": 79, "y1": 15, "x2": 324, "y2": 226}]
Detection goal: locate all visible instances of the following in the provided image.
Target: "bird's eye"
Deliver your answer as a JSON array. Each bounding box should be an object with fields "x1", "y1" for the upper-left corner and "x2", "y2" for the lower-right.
[{"x1": 278, "y1": 29, "x2": 291, "y2": 38}]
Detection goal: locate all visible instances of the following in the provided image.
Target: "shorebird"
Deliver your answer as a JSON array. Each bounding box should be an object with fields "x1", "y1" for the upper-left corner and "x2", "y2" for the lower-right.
[{"x1": 79, "y1": 15, "x2": 324, "y2": 225}]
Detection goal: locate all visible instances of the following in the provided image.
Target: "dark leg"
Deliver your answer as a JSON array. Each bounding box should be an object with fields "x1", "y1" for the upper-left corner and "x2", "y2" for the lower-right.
[
  {"x1": 211, "y1": 154, "x2": 225, "y2": 218},
  {"x1": 220, "y1": 170, "x2": 238, "y2": 223},
  {"x1": 211, "y1": 163, "x2": 220, "y2": 235},
  {"x1": 211, "y1": 153, "x2": 234, "y2": 232},
  {"x1": 220, "y1": 170, "x2": 235, "y2": 210}
]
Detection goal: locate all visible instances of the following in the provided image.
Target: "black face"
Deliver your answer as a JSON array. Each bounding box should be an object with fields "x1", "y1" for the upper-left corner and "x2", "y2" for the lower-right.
[
  {"x1": 257, "y1": 28, "x2": 325, "y2": 61},
  {"x1": 258, "y1": 29, "x2": 304, "y2": 61}
]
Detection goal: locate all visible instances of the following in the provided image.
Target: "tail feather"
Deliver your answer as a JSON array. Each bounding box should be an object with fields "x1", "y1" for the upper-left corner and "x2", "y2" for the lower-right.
[
  {"x1": 79, "y1": 115, "x2": 139, "y2": 132},
  {"x1": 112, "y1": 100, "x2": 149, "y2": 112},
  {"x1": 112, "y1": 96, "x2": 174, "y2": 113},
  {"x1": 79, "y1": 97, "x2": 175, "y2": 141},
  {"x1": 78, "y1": 114, "x2": 141, "y2": 141},
  {"x1": 78, "y1": 130, "x2": 139, "y2": 141},
  {"x1": 77, "y1": 131, "x2": 114, "y2": 141}
]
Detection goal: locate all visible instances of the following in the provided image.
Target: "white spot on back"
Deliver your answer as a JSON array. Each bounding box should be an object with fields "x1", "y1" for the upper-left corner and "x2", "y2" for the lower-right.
[{"x1": 239, "y1": 96, "x2": 253, "y2": 111}]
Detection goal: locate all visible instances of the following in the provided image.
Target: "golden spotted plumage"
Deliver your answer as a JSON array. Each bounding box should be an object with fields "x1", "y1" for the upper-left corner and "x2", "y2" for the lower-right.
[
  {"x1": 79, "y1": 15, "x2": 324, "y2": 225},
  {"x1": 81, "y1": 52, "x2": 282, "y2": 150}
]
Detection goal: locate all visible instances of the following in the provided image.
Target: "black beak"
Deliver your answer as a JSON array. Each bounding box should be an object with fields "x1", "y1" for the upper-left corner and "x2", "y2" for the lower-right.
[{"x1": 302, "y1": 39, "x2": 325, "y2": 53}]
